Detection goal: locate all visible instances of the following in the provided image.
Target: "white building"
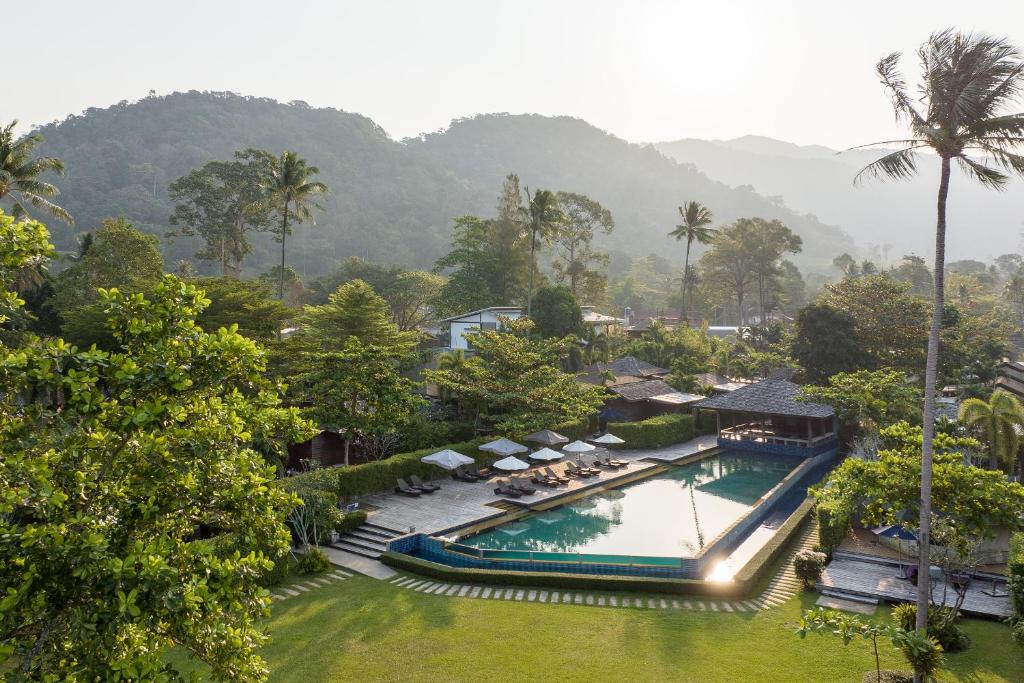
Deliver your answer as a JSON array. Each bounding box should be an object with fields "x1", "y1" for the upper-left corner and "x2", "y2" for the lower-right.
[{"x1": 439, "y1": 306, "x2": 524, "y2": 350}]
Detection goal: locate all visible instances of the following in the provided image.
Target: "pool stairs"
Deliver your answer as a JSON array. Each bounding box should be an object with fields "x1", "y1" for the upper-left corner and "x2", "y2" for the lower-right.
[{"x1": 330, "y1": 521, "x2": 404, "y2": 559}]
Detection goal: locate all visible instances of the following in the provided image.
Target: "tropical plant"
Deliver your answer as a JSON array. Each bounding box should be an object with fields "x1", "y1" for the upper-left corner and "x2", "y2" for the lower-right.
[
  {"x1": 553, "y1": 191, "x2": 614, "y2": 302},
  {"x1": 0, "y1": 120, "x2": 72, "y2": 224},
  {"x1": 668, "y1": 201, "x2": 716, "y2": 322},
  {"x1": 958, "y1": 388, "x2": 1024, "y2": 471},
  {"x1": 521, "y1": 187, "x2": 564, "y2": 316},
  {"x1": 854, "y1": 30, "x2": 1024, "y2": 634},
  {"x1": 257, "y1": 151, "x2": 327, "y2": 300}
]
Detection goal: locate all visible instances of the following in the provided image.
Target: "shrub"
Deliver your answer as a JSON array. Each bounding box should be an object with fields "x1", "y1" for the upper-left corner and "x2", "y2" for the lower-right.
[
  {"x1": 695, "y1": 409, "x2": 717, "y2": 435},
  {"x1": 607, "y1": 413, "x2": 694, "y2": 449},
  {"x1": 1010, "y1": 532, "x2": 1024, "y2": 619},
  {"x1": 550, "y1": 417, "x2": 590, "y2": 441},
  {"x1": 892, "y1": 603, "x2": 968, "y2": 652},
  {"x1": 1012, "y1": 619, "x2": 1024, "y2": 649},
  {"x1": 296, "y1": 547, "x2": 332, "y2": 575},
  {"x1": 896, "y1": 634, "x2": 943, "y2": 682},
  {"x1": 862, "y1": 672, "x2": 912, "y2": 683},
  {"x1": 793, "y1": 550, "x2": 827, "y2": 589},
  {"x1": 259, "y1": 552, "x2": 294, "y2": 587},
  {"x1": 398, "y1": 414, "x2": 475, "y2": 452},
  {"x1": 816, "y1": 504, "x2": 851, "y2": 552},
  {"x1": 336, "y1": 510, "x2": 367, "y2": 534}
]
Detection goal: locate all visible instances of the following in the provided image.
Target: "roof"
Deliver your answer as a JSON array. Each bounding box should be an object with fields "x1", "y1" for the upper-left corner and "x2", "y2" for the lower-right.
[
  {"x1": 437, "y1": 306, "x2": 523, "y2": 324},
  {"x1": 583, "y1": 310, "x2": 622, "y2": 324},
  {"x1": 693, "y1": 379, "x2": 834, "y2": 418},
  {"x1": 608, "y1": 379, "x2": 681, "y2": 402},
  {"x1": 649, "y1": 392, "x2": 705, "y2": 406},
  {"x1": 996, "y1": 374, "x2": 1024, "y2": 399},
  {"x1": 576, "y1": 356, "x2": 669, "y2": 386}
]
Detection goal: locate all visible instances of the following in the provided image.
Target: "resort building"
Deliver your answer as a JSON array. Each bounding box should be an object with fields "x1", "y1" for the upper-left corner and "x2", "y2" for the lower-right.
[
  {"x1": 995, "y1": 357, "x2": 1024, "y2": 401},
  {"x1": 438, "y1": 306, "x2": 525, "y2": 350},
  {"x1": 694, "y1": 376, "x2": 838, "y2": 457},
  {"x1": 577, "y1": 356, "x2": 701, "y2": 422}
]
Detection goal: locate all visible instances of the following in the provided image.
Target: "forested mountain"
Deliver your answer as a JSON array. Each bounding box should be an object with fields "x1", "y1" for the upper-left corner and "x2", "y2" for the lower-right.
[
  {"x1": 656, "y1": 135, "x2": 1024, "y2": 262},
  {"x1": 27, "y1": 92, "x2": 853, "y2": 278}
]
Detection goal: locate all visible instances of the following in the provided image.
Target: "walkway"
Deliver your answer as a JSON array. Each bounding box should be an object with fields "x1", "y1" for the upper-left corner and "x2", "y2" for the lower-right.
[
  {"x1": 380, "y1": 517, "x2": 820, "y2": 613},
  {"x1": 269, "y1": 568, "x2": 354, "y2": 602}
]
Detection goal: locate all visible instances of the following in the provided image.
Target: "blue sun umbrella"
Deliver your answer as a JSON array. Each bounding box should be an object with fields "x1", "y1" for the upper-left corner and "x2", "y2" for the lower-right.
[{"x1": 872, "y1": 524, "x2": 917, "y2": 577}]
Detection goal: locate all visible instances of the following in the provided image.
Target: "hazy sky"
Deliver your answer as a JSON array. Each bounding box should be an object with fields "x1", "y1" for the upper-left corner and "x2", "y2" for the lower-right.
[{"x1": 9, "y1": 1, "x2": 1024, "y2": 147}]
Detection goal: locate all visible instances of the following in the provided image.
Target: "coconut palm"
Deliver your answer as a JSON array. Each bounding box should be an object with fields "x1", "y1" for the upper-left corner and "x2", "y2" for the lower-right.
[
  {"x1": 854, "y1": 29, "x2": 1024, "y2": 637},
  {"x1": 668, "y1": 201, "x2": 715, "y2": 324},
  {"x1": 522, "y1": 187, "x2": 564, "y2": 316},
  {"x1": 258, "y1": 151, "x2": 327, "y2": 300},
  {"x1": 0, "y1": 120, "x2": 72, "y2": 224},
  {"x1": 958, "y1": 389, "x2": 1024, "y2": 472},
  {"x1": 436, "y1": 348, "x2": 467, "y2": 405}
]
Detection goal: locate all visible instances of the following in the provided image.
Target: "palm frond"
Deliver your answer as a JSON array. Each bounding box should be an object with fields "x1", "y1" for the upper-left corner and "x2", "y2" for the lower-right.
[
  {"x1": 955, "y1": 155, "x2": 1008, "y2": 189},
  {"x1": 876, "y1": 52, "x2": 927, "y2": 128},
  {"x1": 853, "y1": 146, "x2": 923, "y2": 185}
]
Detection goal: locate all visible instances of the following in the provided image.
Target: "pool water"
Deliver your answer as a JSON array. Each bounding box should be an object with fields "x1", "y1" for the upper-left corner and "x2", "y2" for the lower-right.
[{"x1": 458, "y1": 451, "x2": 802, "y2": 558}]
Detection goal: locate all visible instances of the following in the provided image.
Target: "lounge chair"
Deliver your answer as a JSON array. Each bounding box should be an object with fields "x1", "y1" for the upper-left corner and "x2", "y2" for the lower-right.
[
  {"x1": 510, "y1": 477, "x2": 537, "y2": 495},
  {"x1": 399, "y1": 476, "x2": 435, "y2": 494},
  {"x1": 394, "y1": 478, "x2": 422, "y2": 496},
  {"x1": 410, "y1": 475, "x2": 441, "y2": 492},
  {"x1": 590, "y1": 458, "x2": 617, "y2": 470},
  {"x1": 452, "y1": 466, "x2": 478, "y2": 482},
  {"x1": 493, "y1": 480, "x2": 523, "y2": 498},
  {"x1": 565, "y1": 463, "x2": 595, "y2": 478},
  {"x1": 603, "y1": 455, "x2": 628, "y2": 468},
  {"x1": 543, "y1": 467, "x2": 570, "y2": 484},
  {"x1": 531, "y1": 471, "x2": 560, "y2": 487},
  {"x1": 471, "y1": 466, "x2": 493, "y2": 479}
]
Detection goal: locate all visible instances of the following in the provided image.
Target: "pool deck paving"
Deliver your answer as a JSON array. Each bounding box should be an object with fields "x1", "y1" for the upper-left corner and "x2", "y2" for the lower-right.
[{"x1": 358, "y1": 434, "x2": 719, "y2": 537}]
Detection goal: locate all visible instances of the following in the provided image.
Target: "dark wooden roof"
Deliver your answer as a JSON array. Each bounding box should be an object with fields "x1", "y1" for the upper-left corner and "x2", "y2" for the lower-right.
[
  {"x1": 608, "y1": 379, "x2": 679, "y2": 402},
  {"x1": 694, "y1": 379, "x2": 834, "y2": 418}
]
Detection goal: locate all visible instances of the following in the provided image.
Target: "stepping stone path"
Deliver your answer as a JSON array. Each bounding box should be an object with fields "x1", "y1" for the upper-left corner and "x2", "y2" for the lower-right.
[
  {"x1": 268, "y1": 569, "x2": 353, "y2": 603},
  {"x1": 378, "y1": 521, "x2": 821, "y2": 615}
]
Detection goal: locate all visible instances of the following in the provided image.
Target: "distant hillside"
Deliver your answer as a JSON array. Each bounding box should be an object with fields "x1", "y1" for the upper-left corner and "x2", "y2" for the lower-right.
[
  {"x1": 25, "y1": 92, "x2": 854, "y2": 278},
  {"x1": 656, "y1": 135, "x2": 1024, "y2": 262}
]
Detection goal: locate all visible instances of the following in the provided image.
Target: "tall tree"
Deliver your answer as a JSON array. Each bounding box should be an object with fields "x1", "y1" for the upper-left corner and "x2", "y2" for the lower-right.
[
  {"x1": 699, "y1": 222, "x2": 757, "y2": 325},
  {"x1": 0, "y1": 120, "x2": 72, "y2": 224},
  {"x1": 553, "y1": 192, "x2": 614, "y2": 303},
  {"x1": 168, "y1": 149, "x2": 275, "y2": 275},
  {"x1": 790, "y1": 303, "x2": 866, "y2": 384},
  {"x1": 854, "y1": 29, "x2": 1024, "y2": 637},
  {"x1": 522, "y1": 187, "x2": 564, "y2": 317},
  {"x1": 745, "y1": 218, "x2": 802, "y2": 322},
  {"x1": 958, "y1": 389, "x2": 1024, "y2": 472},
  {"x1": 298, "y1": 279, "x2": 418, "y2": 351},
  {"x1": 668, "y1": 201, "x2": 716, "y2": 323},
  {"x1": 530, "y1": 284, "x2": 583, "y2": 338},
  {"x1": 257, "y1": 152, "x2": 327, "y2": 300}
]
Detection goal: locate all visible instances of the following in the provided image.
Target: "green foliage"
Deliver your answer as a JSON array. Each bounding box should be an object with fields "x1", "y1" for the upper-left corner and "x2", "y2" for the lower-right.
[
  {"x1": 192, "y1": 275, "x2": 291, "y2": 340},
  {"x1": 530, "y1": 284, "x2": 582, "y2": 338},
  {"x1": 800, "y1": 369, "x2": 921, "y2": 442},
  {"x1": 957, "y1": 389, "x2": 1024, "y2": 471},
  {"x1": 892, "y1": 603, "x2": 968, "y2": 653},
  {"x1": 0, "y1": 210, "x2": 316, "y2": 680},
  {"x1": 1012, "y1": 619, "x2": 1024, "y2": 650},
  {"x1": 426, "y1": 317, "x2": 605, "y2": 434},
  {"x1": 336, "y1": 510, "x2": 368, "y2": 534},
  {"x1": 793, "y1": 549, "x2": 827, "y2": 589},
  {"x1": 0, "y1": 120, "x2": 70, "y2": 224},
  {"x1": 606, "y1": 413, "x2": 694, "y2": 449},
  {"x1": 695, "y1": 409, "x2": 717, "y2": 435},
  {"x1": 1010, "y1": 532, "x2": 1024, "y2": 619},
  {"x1": 397, "y1": 413, "x2": 475, "y2": 452},
  {"x1": 552, "y1": 191, "x2": 614, "y2": 304},
  {"x1": 296, "y1": 548, "x2": 332, "y2": 575},
  {"x1": 299, "y1": 278, "x2": 419, "y2": 350},
  {"x1": 816, "y1": 504, "x2": 852, "y2": 552},
  {"x1": 790, "y1": 303, "x2": 867, "y2": 383}
]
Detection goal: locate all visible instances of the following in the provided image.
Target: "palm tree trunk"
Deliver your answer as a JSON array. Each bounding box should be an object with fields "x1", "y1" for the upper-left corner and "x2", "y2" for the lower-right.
[
  {"x1": 681, "y1": 239, "x2": 693, "y2": 324},
  {"x1": 279, "y1": 204, "x2": 289, "y2": 301},
  {"x1": 527, "y1": 227, "x2": 537, "y2": 316},
  {"x1": 916, "y1": 155, "x2": 950, "y2": 637},
  {"x1": 569, "y1": 242, "x2": 577, "y2": 297}
]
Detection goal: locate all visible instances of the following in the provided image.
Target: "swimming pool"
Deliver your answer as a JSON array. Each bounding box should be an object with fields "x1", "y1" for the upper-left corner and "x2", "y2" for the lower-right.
[{"x1": 458, "y1": 451, "x2": 803, "y2": 558}]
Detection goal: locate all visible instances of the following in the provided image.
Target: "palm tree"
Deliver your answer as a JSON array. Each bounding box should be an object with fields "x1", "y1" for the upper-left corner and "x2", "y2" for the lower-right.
[
  {"x1": 522, "y1": 187, "x2": 564, "y2": 317},
  {"x1": 259, "y1": 151, "x2": 327, "y2": 300},
  {"x1": 0, "y1": 120, "x2": 72, "y2": 223},
  {"x1": 958, "y1": 389, "x2": 1024, "y2": 472},
  {"x1": 668, "y1": 201, "x2": 715, "y2": 324},
  {"x1": 436, "y1": 348, "x2": 467, "y2": 406},
  {"x1": 854, "y1": 29, "x2": 1024, "y2": 639}
]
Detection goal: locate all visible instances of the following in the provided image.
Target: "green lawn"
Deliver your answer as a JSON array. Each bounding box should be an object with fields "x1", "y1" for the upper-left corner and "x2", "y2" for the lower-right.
[{"x1": 175, "y1": 575, "x2": 1023, "y2": 682}]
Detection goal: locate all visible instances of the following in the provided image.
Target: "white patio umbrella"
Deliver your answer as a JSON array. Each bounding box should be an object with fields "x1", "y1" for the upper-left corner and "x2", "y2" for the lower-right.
[
  {"x1": 528, "y1": 447, "x2": 563, "y2": 462},
  {"x1": 590, "y1": 433, "x2": 625, "y2": 445},
  {"x1": 479, "y1": 437, "x2": 529, "y2": 456},
  {"x1": 523, "y1": 429, "x2": 570, "y2": 447},
  {"x1": 563, "y1": 440, "x2": 596, "y2": 454},
  {"x1": 421, "y1": 449, "x2": 475, "y2": 470},
  {"x1": 492, "y1": 455, "x2": 530, "y2": 472}
]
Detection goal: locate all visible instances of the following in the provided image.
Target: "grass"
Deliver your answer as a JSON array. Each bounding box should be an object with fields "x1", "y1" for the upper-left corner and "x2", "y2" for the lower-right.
[{"x1": 172, "y1": 575, "x2": 1024, "y2": 682}]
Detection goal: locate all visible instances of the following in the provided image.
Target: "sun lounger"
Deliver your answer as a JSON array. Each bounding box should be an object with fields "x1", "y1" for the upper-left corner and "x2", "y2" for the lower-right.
[
  {"x1": 603, "y1": 455, "x2": 628, "y2": 468},
  {"x1": 493, "y1": 480, "x2": 523, "y2": 498},
  {"x1": 590, "y1": 458, "x2": 617, "y2": 470},
  {"x1": 452, "y1": 466, "x2": 478, "y2": 482},
  {"x1": 410, "y1": 475, "x2": 440, "y2": 492},
  {"x1": 531, "y1": 472, "x2": 561, "y2": 487},
  {"x1": 394, "y1": 478, "x2": 422, "y2": 496},
  {"x1": 510, "y1": 477, "x2": 537, "y2": 495},
  {"x1": 543, "y1": 467, "x2": 570, "y2": 484},
  {"x1": 399, "y1": 476, "x2": 435, "y2": 494},
  {"x1": 565, "y1": 463, "x2": 595, "y2": 478},
  {"x1": 471, "y1": 466, "x2": 493, "y2": 479}
]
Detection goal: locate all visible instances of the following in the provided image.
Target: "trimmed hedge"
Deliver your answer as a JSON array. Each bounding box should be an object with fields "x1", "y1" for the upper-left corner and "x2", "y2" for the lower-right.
[
  {"x1": 732, "y1": 496, "x2": 815, "y2": 589},
  {"x1": 336, "y1": 510, "x2": 367, "y2": 534},
  {"x1": 695, "y1": 409, "x2": 717, "y2": 435},
  {"x1": 550, "y1": 417, "x2": 590, "y2": 441},
  {"x1": 816, "y1": 504, "x2": 852, "y2": 553},
  {"x1": 1010, "y1": 532, "x2": 1024, "y2": 619},
  {"x1": 607, "y1": 413, "x2": 694, "y2": 449},
  {"x1": 380, "y1": 551, "x2": 740, "y2": 597}
]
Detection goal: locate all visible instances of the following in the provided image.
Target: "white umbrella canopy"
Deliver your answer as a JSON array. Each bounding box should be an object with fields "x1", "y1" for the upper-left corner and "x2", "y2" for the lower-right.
[
  {"x1": 492, "y1": 455, "x2": 530, "y2": 471},
  {"x1": 523, "y1": 429, "x2": 570, "y2": 446},
  {"x1": 479, "y1": 438, "x2": 529, "y2": 456},
  {"x1": 528, "y1": 447, "x2": 563, "y2": 461},
  {"x1": 421, "y1": 449, "x2": 475, "y2": 470},
  {"x1": 590, "y1": 433, "x2": 625, "y2": 445},
  {"x1": 562, "y1": 440, "x2": 596, "y2": 454}
]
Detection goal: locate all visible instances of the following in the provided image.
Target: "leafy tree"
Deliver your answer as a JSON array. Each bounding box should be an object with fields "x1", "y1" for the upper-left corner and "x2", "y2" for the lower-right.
[
  {"x1": 745, "y1": 218, "x2": 802, "y2": 322},
  {"x1": 958, "y1": 389, "x2": 1024, "y2": 472},
  {"x1": 425, "y1": 317, "x2": 605, "y2": 433},
  {"x1": 790, "y1": 303, "x2": 867, "y2": 383},
  {"x1": 552, "y1": 191, "x2": 614, "y2": 303},
  {"x1": 298, "y1": 279, "x2": 418, "y2": 351},
  {"x1": 0, "y1": 210, "x2": 315, "y2": 679},
  {"x1": 50, "y1": 218, "x2": 165, "y2": 348},
  {"x1": 0, "y1": 120, "x2": 71, "y2": 224},
  {"x1": 296, "y1": 339, "x2": 424, "y2": 465},
  {"x1": 855, "y1": 29, "x2": 1024, "y2": 631},
  {"x1": 833, "y1": 253, "x2": 860, "y2": 278},
  {"x1": 890, "y1": 254, "x2": 933, "y2": 298},
  {"x1": 256, "y1": 151, "x2": 327, "y2": 300},
  {"x1": 800, "y1": 369, "x2": 922, "y2": 442},
  {"x1": 522, "y1": 187, "x2": 564, "y2": 316},
  {"x1": 192, "y1": 276, "x2": 291, "y2": 341},
  {"x1": 530, "y1": 284, "x2": 582, "y2": 338},
  {"x1": 700, "y1": 223, "x2": 756, "y2": 325},
  {"x1": 668, "y1": 201, "x2": 716, "y2": 322},
  {"x1": 168, "y1": 149, "x2": 275, "y2": 275}
]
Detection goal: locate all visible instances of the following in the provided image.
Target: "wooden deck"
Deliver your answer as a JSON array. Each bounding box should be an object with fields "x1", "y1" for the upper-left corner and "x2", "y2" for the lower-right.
[{"x1": 819, "y1": 557, "x2": 1011, "y2": 618}]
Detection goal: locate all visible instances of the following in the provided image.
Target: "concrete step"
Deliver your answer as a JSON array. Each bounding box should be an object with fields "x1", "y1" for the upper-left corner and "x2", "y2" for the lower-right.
[
  {"x1": 362, "y1": 521, "x2": 406, "y2": 536},
  {"x1": 353, "y1": 524, "x2": 401, "y2": 540},
  {"x1": 330, "y1": 540, "x2": 382, "y2": 559},
  {"x1": 818, "y1": 588, "x2": 881, "y2": 605},
  {"x1": 345, "y1": 530, "x2": 389, "y2": 547}
]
